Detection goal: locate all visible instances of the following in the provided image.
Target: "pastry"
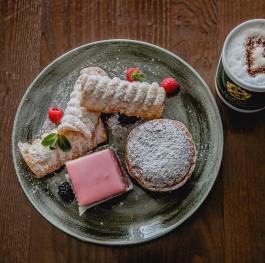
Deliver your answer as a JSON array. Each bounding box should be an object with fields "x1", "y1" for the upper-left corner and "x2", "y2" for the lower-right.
[
  {"x1": 57, "y1": 67, "x2": 108, "y2": 137},
  {"x1": 80, "y1": 75, "x2": 166, "y2": 119},
  {"x1": 18, "y1": 67, "x2": 108, "y2": 178},
  {"x1": 125, "y1": 119, "x2": 196, "y2": 192},
  {"x1": 65, "y1": 148, "x2": 133, "y2": 215}
]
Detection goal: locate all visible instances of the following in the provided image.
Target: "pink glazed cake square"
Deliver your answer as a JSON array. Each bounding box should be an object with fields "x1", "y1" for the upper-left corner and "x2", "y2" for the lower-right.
[{"x1": 66, "y1": 149, "x2": 131, "y2": 210}]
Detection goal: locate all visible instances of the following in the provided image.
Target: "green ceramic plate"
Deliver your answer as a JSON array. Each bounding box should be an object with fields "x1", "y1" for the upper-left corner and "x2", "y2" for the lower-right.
[{"x1": 12, "y1": 40, "x2": 223, "y2": 245}]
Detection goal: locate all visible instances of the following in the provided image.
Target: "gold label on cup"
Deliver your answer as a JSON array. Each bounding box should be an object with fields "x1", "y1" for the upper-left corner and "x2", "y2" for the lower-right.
[
  {"x1": 226, "y1": 81, "x2": 251, "y2": 101},
  {"x1": 216, "y1": 60, "x2": 265, "y2": 111}
]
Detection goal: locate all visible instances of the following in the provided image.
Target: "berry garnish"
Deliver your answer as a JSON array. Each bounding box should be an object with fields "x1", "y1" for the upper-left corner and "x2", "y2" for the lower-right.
[
  {"x1": 118, "y1": 114, "x2": 140, "y2": 126},
  {"x1": 126, "y1": 67, "x2": 145, "y2": 82},
  {"x1": 101, "y1": 113, "x2": 113, "y2": 123},
  {"x1": 58, "y1": 182, "x2": 74, "y2": 202},
  {"x1": 48, "y1": 107, "x2": 64, "y2": 124},
  {"x1": 160, "y1": 77, "x2": 180, "y2": 94}
]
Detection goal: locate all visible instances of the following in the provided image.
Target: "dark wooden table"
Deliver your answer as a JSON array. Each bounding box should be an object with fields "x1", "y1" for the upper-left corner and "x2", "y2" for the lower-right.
[{"x1": 1, "y1": 0, "x2": 264, "y2": 262}]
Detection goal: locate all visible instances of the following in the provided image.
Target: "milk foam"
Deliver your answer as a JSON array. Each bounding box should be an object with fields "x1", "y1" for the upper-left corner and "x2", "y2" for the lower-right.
[{"x1": 224, "y1": 20, "x2": 265, "y2": 88}]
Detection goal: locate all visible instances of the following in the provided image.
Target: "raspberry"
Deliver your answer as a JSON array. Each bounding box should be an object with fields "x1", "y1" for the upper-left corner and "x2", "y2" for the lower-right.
[
  {"x1": 48, "y1": 107, "x2": 64, "y2": 124},
  {"x1": 160, "y1": 77, "x2": 180, "y2": 94},
  {"x1": 125, "y1": 68, "x2": 145, "y2": 82}
]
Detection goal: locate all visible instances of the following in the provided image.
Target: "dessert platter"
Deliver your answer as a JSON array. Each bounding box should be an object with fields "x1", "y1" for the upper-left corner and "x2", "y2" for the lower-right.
[{"x1": 12, "y1": 40, "x2": 223, "y2": 245}]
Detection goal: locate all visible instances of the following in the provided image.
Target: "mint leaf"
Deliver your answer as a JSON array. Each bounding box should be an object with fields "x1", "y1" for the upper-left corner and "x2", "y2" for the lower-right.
[
  {"x1": 57, "y1": 134, "x2": 71, "y2": 152},
  {"x1": 49, "y1": 136, "x2": 58, "y2": 150},
  {"x1": 41, "y1": 133, "x2": 58, "y2": 147},
  {"x1": 132, "y1": 72, "x2": 138, "y2": 79},
  {"x1": 139, "y1": 73, "x2": 145, "y2": 81},
  {"x1": 132, "y1": 72, "x2": 145, "y2": 82},
  {"x1": 41, "y1": 133, "x2": 71, "y2": 152}
]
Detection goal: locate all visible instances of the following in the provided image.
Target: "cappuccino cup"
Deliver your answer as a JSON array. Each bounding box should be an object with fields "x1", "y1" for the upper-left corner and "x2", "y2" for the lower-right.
[{"x1": 216, "y1": 19, "x2": 265, "y2": 112}]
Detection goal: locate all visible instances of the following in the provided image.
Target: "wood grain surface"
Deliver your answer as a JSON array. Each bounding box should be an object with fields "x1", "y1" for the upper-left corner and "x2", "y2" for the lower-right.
[{"x1": 0, "y1": 0, "x2": 264, "y2": 262}]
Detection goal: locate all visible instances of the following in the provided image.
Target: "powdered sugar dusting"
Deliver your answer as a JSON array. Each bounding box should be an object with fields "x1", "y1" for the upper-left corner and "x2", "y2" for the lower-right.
[{"x1": 126, "y1": 119, "x2": 196, "y2": 188}]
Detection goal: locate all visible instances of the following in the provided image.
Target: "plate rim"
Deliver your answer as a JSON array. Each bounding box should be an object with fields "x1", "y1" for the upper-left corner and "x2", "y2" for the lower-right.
[{"x1": 11, "y1": 39, "x2": 224, "y2": 245}]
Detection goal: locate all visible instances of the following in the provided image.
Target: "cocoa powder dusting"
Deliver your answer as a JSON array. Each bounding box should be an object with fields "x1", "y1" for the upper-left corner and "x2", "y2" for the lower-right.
[{"x1": 245, "y1": 36, "x2": 265, "y2": 77}]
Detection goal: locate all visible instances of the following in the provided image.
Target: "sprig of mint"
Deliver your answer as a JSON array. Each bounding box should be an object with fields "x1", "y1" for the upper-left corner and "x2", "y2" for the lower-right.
[
  {"x1": 57, "y1": 134, "x2": 71, "y2": 151},
  {"x1": 132, "y1": 72, "x2": 145, "y2": 81},
  {"x1": 41, "y1": 133, "x2": 71, "y2": 152}
]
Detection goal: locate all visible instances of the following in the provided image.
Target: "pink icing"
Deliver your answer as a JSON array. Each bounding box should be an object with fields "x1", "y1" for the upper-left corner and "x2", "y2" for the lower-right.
[{"x1": 65, "y1": 149, "x2": 126, "y2": 206}]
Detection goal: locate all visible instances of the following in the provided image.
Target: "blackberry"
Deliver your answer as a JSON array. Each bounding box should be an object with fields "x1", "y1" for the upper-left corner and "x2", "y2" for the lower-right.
[
  {"x1": 58, "y1": 182, "x2": 74, "y2": 202},
  {"x1": 101, "y1": 113, "x2": 112, "y2": 123},
  {"x1": 118, "y1": 114, "x2": 140, "y2": 126}
]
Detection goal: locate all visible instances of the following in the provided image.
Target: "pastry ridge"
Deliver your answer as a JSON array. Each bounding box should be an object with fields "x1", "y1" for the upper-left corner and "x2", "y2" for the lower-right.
[{"x1": 80, "y1": 76, "x2": 166, "y2": 119}]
